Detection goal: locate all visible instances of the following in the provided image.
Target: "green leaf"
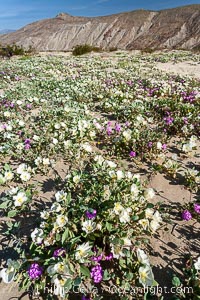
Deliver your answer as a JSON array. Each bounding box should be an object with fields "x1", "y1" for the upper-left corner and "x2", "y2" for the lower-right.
[
  {"x1": 7, "y1": 210, "x2": 17, "y2": 218},
  {"x1": 103, "y1": 269, "x2": 110, "y2": 281},
  {"x1": 64, "y1": 278, "x2": 72, "y2": 289},
  {"x1": 0, "y1": 200, "x2": 10, "y2": 209},
  {"x1": 80, "y1": 265, "x2": 90, "y2": 277},
  {"x1": 132, "y1": 215, "x2": 139, "y2": 221},
  {"x1": 106, "y1": 222, "x2": 112, "y2": 232},
  {"x1": 146, "y1": 203, "x2": 154, "y2": 209},
  {"x1": 119, "y1": 259, "x2": 126, "y2": 268},
  {"x1": 152, "y1": 280, "x2": 158, "y2": 286},
  {"x1": 62, "y1": 228, "x2": 69, "y2": 244},
  {"x1": 74, "y1": 277, "x2": 81, "y2": 286},
  {"x1": 56, "y1": 233, "x2": 61, "y2": 242},
  {"x1": 172, "y1": 276, "x2": 181, "y2": 287}
]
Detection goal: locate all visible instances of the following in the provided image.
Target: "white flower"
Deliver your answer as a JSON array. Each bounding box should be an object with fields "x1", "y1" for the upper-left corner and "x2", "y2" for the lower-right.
[
  {"x1": 40, "y1": 211, "x2": 50, "y2": 219},
  {"x1": 4, "y1": 111, "x2": 11, "y2": 117},
  {"x1": 51, "y1": 202, "x2": 62, "y2": 212},
  {"x1": 139, "y1": 219, "x2": 149, "y2": 230},
  {"x1": 54, "y1": 123, "x2": 61, "y2": 129},
  {"x1": 152, "y1": 211, "x2": 162, "y2": 223},
  {"x1": 130, "y1": 184, "x2": 139, "y2": 197},
  {"x1": 145, "y1": 208, "x2": 154, "y2": 219},
  {"x1": 4, "y1": 171, "x2": 14, "y2": 181},
  {"x1": 53, "y1": 138, "x2": 58, "y2": 145},
  {"x1": 33, "y1": 135, "x2": 40, "y2": 141},
  {"x1": 123, "y1": 129, "x2": 132, "y2": 141},
  {"x1": 119, "y1": 208, "x2": 132, "y2": 223},
  {"x1": 75, "y1": 242, "x2": 92, "y2": 262},
  {"x1": 156, "y1": 141, "x2": 162, "y2": 150},
  {"x1": 125, "y1": 171, "x2": 132, "y2": 179},
  {"x1": 113, "y1": 202, "x2": 124, "y2": 215},
  {"x1": 105, "y1": 160, "x2": 117, "y2": 168},
  {"x1": 52, "y1": 277, "x2": 66, "y2": 297},
  {"x1": 108, "y1": 170, "x2": 116, "y2": 178},
  {"x1": 18, "y1": 120, "x2": 25, "y2": 127},
  {"x1": 150, "y1": 220, "x2": 160, "y2": 232},
  {"x1": 137, "y1": 249, "x2": 150, "y2": 265},
  {"x1": 6, "y1": 125, "x2": 12, "y2": 131},
  {"x1": 182, "y1": 143, "x2": 192, "y2": 153},
  {"x1": 13, "y1": 192, "x2": 27, "y2": 207},
  {"x1": 81, "y1": 143, "x2": 92, "y2": 152},
  {"x1": 16, "y1": 143, "x2": 24, "y2": 150},
  {"x1": 31, "y1": 228, "x2": 44, "y2": 244},
  {"x1": 35, "y1": 156, "x2": 42, "y2": 166},
  {"x1": 55, "y1": 190, "x2": 67, "y2": 202},
  {"x1": 64, "y1": 106, "x2": 71, "y2": 112},
  {"x1": 123, "y1": 237, "x2": 132, "y2": 247},
  {"x1": 0, "y1": 259, "x2": 16, "y2": 283},
  {"x1": 144, "y1": 188, "x2": 155, "y2": 200},
  {"x1": 73, "y1": 175, "x2": 80, "y2": 184},
  {"x1": 8, "y1": 187, "x2": 19, "y2": 195},
  {"x1": 20, "y1": 171, "x2": 31, "y2": 182},
  {"x1": 43, "y1": 158, "x2": 50, "y2": 165},
  {"x1": 17, "y1": 163, "x2": 27, "y2": 174},
  {"x1": 194, "y1": 257, "x2": 200, "y2": 270},
  {"x1": 139, "y1": 265, "x2": 154, "y2": 286},
  {"x1": 94, "y1": 155, "x2": 104, "y2": 165},
  {"x1": 111, "y1": 244, "x2": 125, "y2": 259},
  {"x1": 53, "y1": 262, "x2": 69, "y2": 274},
  {"x1": 56, "y1": 215, "x2": 68, "y2": 227},
  {"x1": 82, "y1": 220, "x2": 96, "y2": 234},
  {"x1": 189, "y1": 135, "x2": 197, "y2": 148},
  {"x1": 64, "y1": 140, "x2": 72, "y2": 149},
  {"x1": 116, "y1": 170, "x2": 124, "y2": 180}
]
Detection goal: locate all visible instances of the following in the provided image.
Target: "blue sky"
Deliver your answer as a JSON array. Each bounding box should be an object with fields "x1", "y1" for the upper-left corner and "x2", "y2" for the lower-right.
[{"x1": 0, "y1": 0, "x2": 199, "y2": 30}]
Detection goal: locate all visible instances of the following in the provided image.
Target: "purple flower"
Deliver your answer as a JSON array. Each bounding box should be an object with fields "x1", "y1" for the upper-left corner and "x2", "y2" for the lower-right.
[
  {"x1": 194, "y1": 203, "x2": 200, "y2": 214},
  {"x1": 25, "y1": 138, "x2": 31, "y2": 144},
  {"x1": 115, "y1": 123, "x2": 121, "y2": 133},
  {"x1": 91, "y1": 253, "x2": 103, "y2": 262},
  {"x1": 82, "y1": 296, "x2": 91, "y2": 300},
  {"x1": 164, "y1": 116, "x2": 174, "y2": 125},
  {"x1": 53, "y1": 248, "x2": 66, "y2": 258},
  {"x1": 24, "y1": 144, "x2": 31, "y2": 150},
  {"x1": 106, "y1": 126, "x2": 112, "y2": 136},
  {"x1": 91, "y1": 265, "x2": 103, "y2": 283},
  {"x1": 85, "y1": 209, "x2": 97, "y2": 219},
  {"x1": 129, "y1": 151, "x2": 136, "y2": 157},
  {"x1": 28, "y1": 263, "x2": 43, "y2": 280},
  {"x1": 105, "y1": 252, "x2": 113, "y2": 261},
  {"x1": 182, "y1": 210, "x2": 192, "y2": 221},
  {"x1": 162, "y1": 144, "x2": 167, "y2": 150},
  {"x1": 148, "y1": 142, "x2": 153, "y2": 148}
]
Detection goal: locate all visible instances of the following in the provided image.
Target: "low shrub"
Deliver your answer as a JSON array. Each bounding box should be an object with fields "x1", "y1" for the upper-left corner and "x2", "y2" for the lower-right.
[{"x1": 72, "y1": 44, "x2": 102, "y2": 56}]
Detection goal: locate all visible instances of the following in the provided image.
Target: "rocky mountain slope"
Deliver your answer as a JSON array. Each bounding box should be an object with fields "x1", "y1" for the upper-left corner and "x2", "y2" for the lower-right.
[
  {"x1": 0, "y1": 5, "x2": 199, "y2": 51},
  {"x1": 0, "y1": 29, "x2": 15, "y2": 35}
]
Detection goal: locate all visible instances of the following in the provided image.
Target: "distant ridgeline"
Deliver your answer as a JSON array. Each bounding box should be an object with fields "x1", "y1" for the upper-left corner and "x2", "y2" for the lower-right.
[{"x1": 0, "y1": 5, "x2": 199, "y2": 51}]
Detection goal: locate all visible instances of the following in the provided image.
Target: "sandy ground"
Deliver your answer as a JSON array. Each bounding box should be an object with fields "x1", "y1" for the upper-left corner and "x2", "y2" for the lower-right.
[{"x1": 156, "y1": 61, "x2": 200, "y2": 79}]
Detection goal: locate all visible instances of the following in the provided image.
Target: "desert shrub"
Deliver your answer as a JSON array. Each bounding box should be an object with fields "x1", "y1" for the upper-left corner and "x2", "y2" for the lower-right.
[
  {"x1": 72, "y1": 44, "x2": 93, "y2": 56},
  {"x1": 141, "y1": 48, "x2": 155, "y2": 54},
  {"x1": 0, "y1": 44, "x2": 36, "y2": 58},
  {"x1": 109, "y1": 47, "x2": 118, "y2": 52},
  {"x1": 72, "y1": 44, "x2": 102, "y2": 56}
]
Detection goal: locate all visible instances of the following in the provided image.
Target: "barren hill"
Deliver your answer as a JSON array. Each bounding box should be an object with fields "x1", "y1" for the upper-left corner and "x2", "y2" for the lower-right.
[{"x1": 0, "y1": 5, "x2": 199, "y2": 51}]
